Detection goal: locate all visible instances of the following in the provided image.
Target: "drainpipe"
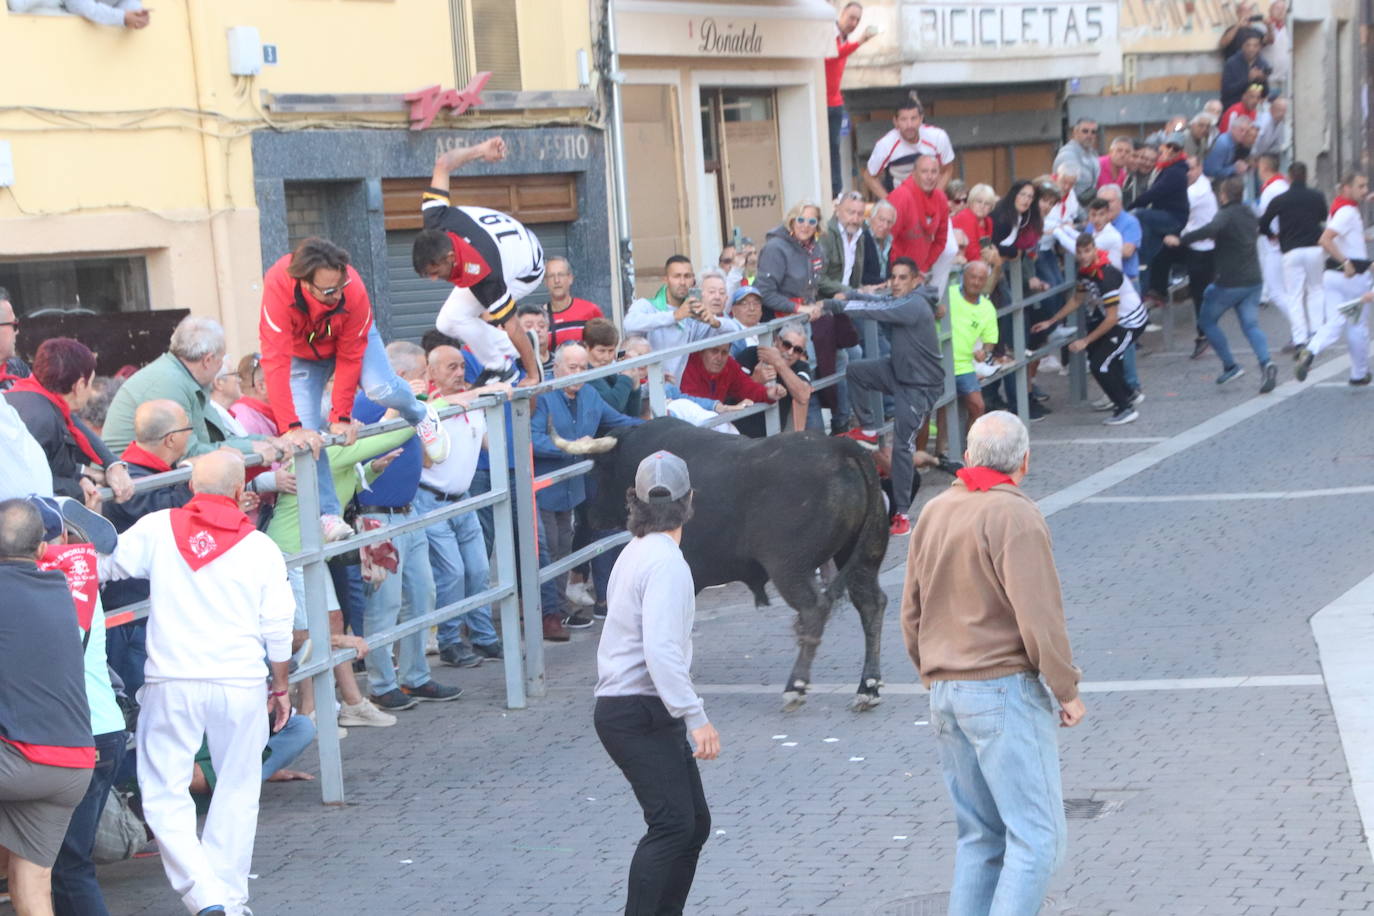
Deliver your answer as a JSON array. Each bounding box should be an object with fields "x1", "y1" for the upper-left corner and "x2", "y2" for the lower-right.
[{"x1": 604, "y1": 0, "x2": 636, "y2": 319}]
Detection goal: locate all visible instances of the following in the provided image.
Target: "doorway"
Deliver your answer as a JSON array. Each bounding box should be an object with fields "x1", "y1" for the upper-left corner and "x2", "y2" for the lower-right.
[{"x1": 699, "y1": 88, "x2": 784, "y2": 256}]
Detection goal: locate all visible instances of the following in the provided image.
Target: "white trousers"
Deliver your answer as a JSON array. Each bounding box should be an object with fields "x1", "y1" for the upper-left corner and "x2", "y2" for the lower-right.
[
  {"x1": 929, "y1": 224, "x2": 959, "y2": 296},
  {"x1": 1258, "y1": 237, "x2": 1285, "y2": 304},
  {"x1": 138, "y1": 680, "x2": 268, "y2": 916},
  {"x1": 1308, "y1": 271, "x2": 1372, "y2": 380},
  {"x1": 435, "y1": 287, "x2": 519, "y2": 369},
  {"x1": 1281, "y1": 247, "x2": 1326, "y2": 345}
]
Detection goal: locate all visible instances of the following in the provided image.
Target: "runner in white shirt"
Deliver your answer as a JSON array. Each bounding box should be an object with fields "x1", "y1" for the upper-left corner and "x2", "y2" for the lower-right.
[
  {"x1": 1254, "y1": 155, "x2": 1290, "y2": 308},
  {"x1": 1182, "y1": 161, "x2": 1219, "y2": 356},
  {"x1": 411, "y1": 137, "x2": 546, "y2": 386},
  {"x1": 1297, "y1": 172, "x2": 1373, "y2": 384}
]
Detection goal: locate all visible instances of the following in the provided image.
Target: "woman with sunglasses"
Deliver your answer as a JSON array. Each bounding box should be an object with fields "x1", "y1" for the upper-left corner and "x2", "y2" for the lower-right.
[{"x1": 260, "y1": 237, "x2": 449, "y2": 542}]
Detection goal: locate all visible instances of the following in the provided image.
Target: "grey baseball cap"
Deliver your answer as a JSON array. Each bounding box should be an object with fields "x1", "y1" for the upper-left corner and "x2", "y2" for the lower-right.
[
  {"x1": 1163, "y1": 131, "x2": 1187, "y2": 149},
  {"x1": 635, "y1": 450, "x2": 691, "y2": 503}
]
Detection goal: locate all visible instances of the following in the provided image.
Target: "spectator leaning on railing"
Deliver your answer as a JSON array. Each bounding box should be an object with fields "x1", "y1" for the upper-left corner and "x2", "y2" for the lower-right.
[
  {"x1": 734, "y1": 324, "x2": 813, "y2": 437},
  {"x1": 4, "y1": 337, "x2": 135, "y2": 505},
  {"x1": 623, "y1": 255, "x2": 731, "y2": 382}
]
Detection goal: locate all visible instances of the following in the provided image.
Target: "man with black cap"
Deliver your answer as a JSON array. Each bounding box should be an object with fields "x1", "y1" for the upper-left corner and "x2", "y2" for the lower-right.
[{"x1": 594, "y1": 451, "x2": 719, "y2": 916}]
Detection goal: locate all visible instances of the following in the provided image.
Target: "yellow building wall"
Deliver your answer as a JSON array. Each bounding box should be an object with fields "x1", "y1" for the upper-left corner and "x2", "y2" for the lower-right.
[{"x1": 0, "y1": 0, "x2": 593, "y2": 357}]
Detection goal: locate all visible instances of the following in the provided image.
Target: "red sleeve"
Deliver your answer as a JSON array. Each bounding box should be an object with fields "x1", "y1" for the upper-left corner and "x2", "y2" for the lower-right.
[
  {"x1": 921, "y1": 196, "x2": 951, "y2": 272},
  {"x1": 678, "y1": 355, "x2": 709, "y2": 399},
  {"x1": 328, "y1": 266, "x2": 374, "y2": 424},
  {"x1": 258, "y1": 257, "x2": 302, "y2": 431},
  {"x1": 727, "y1": 361, "x2": 773, "y2": 403},
  {"x1": 837, "y1": 39, "x2": 861, "y2": 59}
]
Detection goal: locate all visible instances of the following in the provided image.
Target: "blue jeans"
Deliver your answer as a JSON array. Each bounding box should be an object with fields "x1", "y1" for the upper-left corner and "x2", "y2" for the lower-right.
[
  {"x1": 262, "y1": 714, "x2": 316, "y2": 780},
  {"x1": 469, "y1": 465, "x2": 497, "y2": 557},
  {"x1": 931, "y1": 673, "x2": 1067, "y2": 916},
  {"x1": 414, "y1": 487, "x2": 499, "y2": 650},
  {"x1": 106, "y1": 618, "x2": 147, "y2": 700},
  {"x1": 51, "y1": 729, "x2": 127, "y2": 916},
  {"x1": 361, "y1": 508, "x2": 434, "y2": 695},
  {"x1": 1199, "y1": 283, "x2": 1269, "y2": 369},
  {"x1": 289, "y1": 324, "x2": 426, "y2": 516}
]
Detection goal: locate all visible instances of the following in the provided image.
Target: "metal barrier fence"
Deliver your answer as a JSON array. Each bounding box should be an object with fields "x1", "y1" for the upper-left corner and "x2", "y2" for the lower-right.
[{"x1": 94, "y1": 264, "x2": 1091, "y2": 804}]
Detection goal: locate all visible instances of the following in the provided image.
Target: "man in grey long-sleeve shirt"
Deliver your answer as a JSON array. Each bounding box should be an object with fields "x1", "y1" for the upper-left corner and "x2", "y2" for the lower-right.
[
  {"x1": 623, "y1": 255, "x2": 738, "y2": 381},
  {"x1": 800, "y1": 257, "x2": 944, "y2": 534},
  {"x1": 1165, "y1": 174, "x2": 1276, "y2": 392},
  {"x1": 594, "y1": 450, "x2": 718, "y2": 915}
]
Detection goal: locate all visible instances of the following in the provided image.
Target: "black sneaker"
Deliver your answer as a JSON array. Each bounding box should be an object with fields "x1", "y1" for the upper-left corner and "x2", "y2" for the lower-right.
[
  {"x1": 1030, "y1": 390, "x2": 1050, "y2": 405},
  {"x1": 1294, "y1": 348, "x2": 1314, "y2": 381},
  {"x1": 1027, "y1": 402, "x2": 1050, "y2": 422},
  {"x1": 1351, "y1": 374, "x2": 1373, "y2": 387},
  {"x1": 401, "y1": 681, "x2": 463, "y2": 702},
  {"x1": 591, "y1": 603, "x2": 608, "y2": 620},
  {"x1": 1103, "y1": 406, "x2": 1139, "y2": 426},
  {"x1": 1216, "y1": 365, "x2": 1245, "y2": 385},
  {"x1": 371, "y1": 688, "x2": 418, "y2": 711},
  {"x1": 439, "y1": 645, "x2": 482, "y2": 668},
  {"x1": 935, "y1": 453, "x2": 964, "y2": 475},
  {"x1": 563, "y1": 613, "x2": 595, "y2": 630},
  {"x1": 1191, "y1": 336, "x2": 1210, "y2": 360},
  {"x1": 1260, "y1": 362, "x2": 1278, "y2": 394},
  {"x1": 472, "y1": 641, "x2": 504, "y2": 660}
]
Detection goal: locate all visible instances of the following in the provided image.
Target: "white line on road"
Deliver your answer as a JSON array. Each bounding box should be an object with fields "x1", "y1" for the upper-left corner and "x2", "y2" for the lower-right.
[
  {"x1": 691, "y1": 675, "x2": 1323, "y2": 696},
  {"x1": 1311, "y1": 572, "x2": 1374, "y2": 865},
  {"x1": 1085, "y1": 485, "x2": 1374, "y2": 504},
  {"x1": 1031, "y1": 437, "x2": 1167, "y2": 445}
]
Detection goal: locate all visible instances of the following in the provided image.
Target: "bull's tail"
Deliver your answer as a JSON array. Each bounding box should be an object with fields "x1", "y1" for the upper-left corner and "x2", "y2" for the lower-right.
[{"x1": 824, "y1": 447, "x2": 889, "y2": 607}]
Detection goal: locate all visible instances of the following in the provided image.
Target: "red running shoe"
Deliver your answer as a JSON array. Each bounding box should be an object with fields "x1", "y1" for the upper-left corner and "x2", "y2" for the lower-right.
[
  {"x1": 840, "y1": 428, "x2": 879, "y2": 450},
  {"x1": 889, "y1": 513, "x2": 911, "y2": 536}
]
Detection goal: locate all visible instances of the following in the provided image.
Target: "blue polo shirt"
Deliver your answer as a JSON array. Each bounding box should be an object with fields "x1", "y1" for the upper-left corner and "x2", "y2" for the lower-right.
[
  {"x1": 1112, "y1": 210, "x2": 1142, "y2": 280},
  {"x1": 352, "y1": 393, "x2": 422, "y2": 507},
  {"x1": 463, "y1": 348, "x2": 520, "y2": 472}
]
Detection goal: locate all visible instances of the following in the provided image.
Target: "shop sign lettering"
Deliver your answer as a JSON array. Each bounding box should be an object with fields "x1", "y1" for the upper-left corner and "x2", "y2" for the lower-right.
[
  {"x1": 916, "y1": 3, "x2": 1107, "y2": 50},
  {"x1": 690, "y1": 18, "x2": 764, "y2": 55},
  {"x1": 404, "y1": 72, "x2": 492, "y2": 131}
]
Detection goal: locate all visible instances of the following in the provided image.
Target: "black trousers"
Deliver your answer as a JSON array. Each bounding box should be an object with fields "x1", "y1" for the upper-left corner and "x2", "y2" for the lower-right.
[
  {"x1": 595, "y1": 695, "x2": 711, "y2": 916},
  {"x1": 1087, "y1": 322, "x2": 1143, "y2": 410},
  {"x1": 827, "y1": 105, "x2": 845, "y2": 196}
]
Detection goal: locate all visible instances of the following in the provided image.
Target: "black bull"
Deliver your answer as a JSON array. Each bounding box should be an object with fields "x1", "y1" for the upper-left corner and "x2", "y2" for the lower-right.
[{"x1": 584, "y1": 417, "x2": 890, "y2": 710}]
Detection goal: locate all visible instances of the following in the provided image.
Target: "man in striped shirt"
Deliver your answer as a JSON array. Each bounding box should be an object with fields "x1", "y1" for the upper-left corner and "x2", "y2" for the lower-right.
[{"x1": 1033, "y1": 234, "x2": 1149, "y2": 426}]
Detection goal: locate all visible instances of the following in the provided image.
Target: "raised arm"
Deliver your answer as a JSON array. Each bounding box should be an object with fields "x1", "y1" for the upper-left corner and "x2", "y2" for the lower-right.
[{"x1": 430, "y1": 137, "x2": 507, "y2": 197}]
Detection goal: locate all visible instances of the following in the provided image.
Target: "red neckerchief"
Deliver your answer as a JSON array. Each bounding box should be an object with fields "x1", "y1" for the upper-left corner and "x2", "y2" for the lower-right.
[
  {"x1": 1155, "y1": 151, "x2": 1186, "y2": 173},
  {"x1": 445, "y1": 231, "x2": 493, "y2": 288},
  {"x1": 1261, "y1": 173, "x2": 1288, "y2": 193},
  {"x1": 1079, "y1": 249, "x2": 1112, "y2": 281},
  {"x1": 233, "y1": 396, "x2": 276, "y2": 429},
  {"x1": 6, "y1": 376, "x2": 103, "y2": 465},
  {"x1": 956, "y1": 467, "x2": 1017, "y2": 491},
  {"x1": 1332, "y1": 196, "x2": 1359, "y2": 217},
  {"x1": 0, "y1": 364, "x2": 22, "y2": 389},
  {"x1": 911, "y1": 182, "x2": 942, "y2": 242},
  {"x1": 120, "y1": 441, "x2": 172, "y2": 473},
  {"x1": 169, "y1": 493, "x2": 256, "y2": 572},
  {"x1": 37, "y1": 543, "x2": 98, "y2": 632}
]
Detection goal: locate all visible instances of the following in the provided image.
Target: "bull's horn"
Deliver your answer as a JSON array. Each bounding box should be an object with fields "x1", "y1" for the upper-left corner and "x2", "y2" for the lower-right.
[{"x1": 547, "y1": 414, "x2": 618, "y2": 455}]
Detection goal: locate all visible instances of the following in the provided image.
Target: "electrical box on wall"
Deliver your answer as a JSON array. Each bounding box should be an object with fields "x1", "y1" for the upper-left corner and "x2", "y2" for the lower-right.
[
  {"x1": 227, "y1": 26, "x2": 263, "y2": 76},
  {"x1": 0, "y1": 141, "x2": 13, "y2": 188}
]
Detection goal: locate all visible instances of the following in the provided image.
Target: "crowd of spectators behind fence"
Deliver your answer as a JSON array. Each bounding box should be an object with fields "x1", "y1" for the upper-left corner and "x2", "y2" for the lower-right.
[{"x1": 3, "y1": 0, "x2": 1372, "y2": 911}]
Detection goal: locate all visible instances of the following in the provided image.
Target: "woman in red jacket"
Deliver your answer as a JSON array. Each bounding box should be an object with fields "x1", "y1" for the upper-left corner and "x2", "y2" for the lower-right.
[{"x1": 259, "y1": 237, "x2": 447, "y2": 540}]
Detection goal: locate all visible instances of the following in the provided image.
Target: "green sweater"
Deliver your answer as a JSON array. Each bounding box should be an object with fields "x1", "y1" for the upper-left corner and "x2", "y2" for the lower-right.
[{"x1": 103, "y1": 352, "x2": 257, "y2": 457}]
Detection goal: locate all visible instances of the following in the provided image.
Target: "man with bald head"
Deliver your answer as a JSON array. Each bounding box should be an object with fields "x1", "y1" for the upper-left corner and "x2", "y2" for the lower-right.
[
  {"x1": 99, "y1": 448, "x2": 294, "y2": 916},
  {"x1": 0, "y1": 287, "x2": 30, "y2": 389}
]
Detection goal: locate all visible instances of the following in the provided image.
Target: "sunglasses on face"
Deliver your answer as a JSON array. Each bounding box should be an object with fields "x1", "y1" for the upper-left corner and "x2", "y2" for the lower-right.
[
  {"x1": 0, "y1": 320, "x2": 16, "y2": 330},
  {"x1": 779, "y1": 341, "x2": 804, "y2": 354},
  {"x1": 796, "y1": 217, "x2": 819, "y2": 226},
  {"x1": 952, "y1": 196, "x2": 968, "y2": 204},
  {"x1": 310, "y1": 277, "x2": 353, "y2": 298}
]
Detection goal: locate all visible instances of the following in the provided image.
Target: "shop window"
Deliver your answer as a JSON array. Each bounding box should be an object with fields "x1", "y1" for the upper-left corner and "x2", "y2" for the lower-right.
[
  {"x1": 470, "y1": 0, "x2": 522, "y2": 91},
  {"x1": 0, "y1": 255, "x2": 149, "y2": 316}
]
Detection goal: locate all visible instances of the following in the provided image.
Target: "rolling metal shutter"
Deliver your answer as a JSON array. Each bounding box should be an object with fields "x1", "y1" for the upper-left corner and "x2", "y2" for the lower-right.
[{"x1": 383, "y1": 223, "x2": 570, "y2": 344}]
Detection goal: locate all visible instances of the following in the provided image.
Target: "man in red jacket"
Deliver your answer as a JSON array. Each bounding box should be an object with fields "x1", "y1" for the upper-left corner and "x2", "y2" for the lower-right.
[
  {"x1": 888, "y1": 155, "x2": 951, "y2": 287},
  {"x1": 259, "y1": 237, "x2": 448, "y2": 541},
  {"x1": 679, "y1": 343, "x2": 784, "y2": 410}
]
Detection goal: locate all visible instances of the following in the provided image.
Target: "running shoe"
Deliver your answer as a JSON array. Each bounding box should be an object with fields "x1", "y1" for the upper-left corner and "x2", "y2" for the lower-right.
[
  {"x1": 1216, "y1": 365, "x2": 1245, "y2": 385},
  {"x1": 415, "y1": 401, "x2": 451, "y2": 464},
  {"x1": 1103, "y1": 407, "x2": 1139, "y2": 426},
  {"x1": 1260, "y1": 362, "x2": 1278, "y2": 394},
  {"x1": 840, "y1": 428, "x2": 880, "y2": 450},
  {"x1": 54, "y1": 496, "x2": 118, "y2": 553},
  {"x1": 889, "y1": 513, "x2": 911, "y2": 536},
  {"x1": 1294, "y1": 348, "x2": 1314, "y2": 381}
]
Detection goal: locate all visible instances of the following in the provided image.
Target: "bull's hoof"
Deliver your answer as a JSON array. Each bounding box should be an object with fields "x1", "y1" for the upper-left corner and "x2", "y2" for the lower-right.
[
  {"x1": 781, "y1": 691, "x2": 808, "y2": 711},
  {"x1": 850, "y1": 692, "x2": 883, "y2": 712}
]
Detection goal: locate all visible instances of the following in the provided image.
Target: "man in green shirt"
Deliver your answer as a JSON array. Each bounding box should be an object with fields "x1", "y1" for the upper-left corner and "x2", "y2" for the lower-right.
[{"x1": 949, "y1": 260, "x2": 998, "y2": 428}]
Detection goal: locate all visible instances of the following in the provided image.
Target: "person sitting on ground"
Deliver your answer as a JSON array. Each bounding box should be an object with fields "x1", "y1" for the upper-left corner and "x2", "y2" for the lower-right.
[
  {"x1": 584, "y1": 318, "x2": 642, "y2": 419},
  {"x1": 516, "y1": 303, "x2": 556, "y2": 380},
  {"x1": 0, "y1": 498, "x2": 97, "y2": 916},
  {"x1": 7, "y1": 0, "x2": 149, "y2": 28},
  {"x1": 543, "y1": 256, "x2": 605, "y2": 347},
  {"x1": 733, "y1": 324, "x2": 813, "y2": 437},
  {"x1": 532, "y1": 343, "x2": 642, "y2": 632},
  {"x1": 799, "y1": 257, "x2": 945, "y2": 537},
  {"x1": 103, "y1": 316, "x2": 285, "y2": 469},
  {"x1": 4, "y1": 337, "x2": 135, "y2": 505}
]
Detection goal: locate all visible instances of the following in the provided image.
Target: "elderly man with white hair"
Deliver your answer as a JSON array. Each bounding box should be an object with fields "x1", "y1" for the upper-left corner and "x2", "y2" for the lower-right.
[
  {"x1": 861, "y1": 199, "x2": 899, "y2": 286},
  {"x1": 1203, "y1": 116, "x2": 1258, "y2": 180},
  {"x1": 98, "y1": 449, "x2": 295, "y2": 916},
  {"x1": 902, "y1": 410, "x2": 1084, "y2": 916},
  {"x1": 102, "y1": 317, "x2": 284, "y2": 465}
]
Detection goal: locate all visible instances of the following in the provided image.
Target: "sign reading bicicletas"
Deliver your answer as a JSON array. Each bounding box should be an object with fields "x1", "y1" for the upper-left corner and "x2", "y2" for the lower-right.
[
  {"x1": 899, "y1": 0, "x2": 1121, "y2": 84},
  {"x1": 613, "y1": 0, "x2": 835, "y2": 59}
]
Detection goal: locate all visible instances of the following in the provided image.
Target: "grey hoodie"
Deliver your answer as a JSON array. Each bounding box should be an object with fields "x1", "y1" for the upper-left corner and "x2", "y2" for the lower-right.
[
  {"x1": 822, "y1": 284, "x2": 944, "y2": 389},
  {"x1": 756, "y1": 224, "x2": 822, "y2": 316}
]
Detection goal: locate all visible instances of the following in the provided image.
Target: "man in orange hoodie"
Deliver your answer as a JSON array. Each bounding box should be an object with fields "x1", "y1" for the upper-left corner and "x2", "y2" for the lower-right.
[{"x1": 259, "y1": 237, "x2": 448, "y2": 541}]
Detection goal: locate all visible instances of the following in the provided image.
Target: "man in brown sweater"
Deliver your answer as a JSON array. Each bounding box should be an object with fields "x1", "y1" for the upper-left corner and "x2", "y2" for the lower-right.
[{"x1": 901, "y1": 410, "x2": 1085, "y2": 913}]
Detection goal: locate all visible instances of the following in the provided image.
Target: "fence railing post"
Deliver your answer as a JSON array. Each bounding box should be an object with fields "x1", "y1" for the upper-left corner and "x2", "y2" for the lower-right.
[
  {"x1": 1011, "y1": 259, "x2": 1030, "y2": 422},
  {"x1": 484, "y1": 401, "x2": 527, "y2": 710},
  {"x1": 293, "y1": 449, "x2": 345, "y2": 805},
  {"x1": 509, "y1": 397, "x2": 547, "y2": 698},
  {"x1": 1065, "y1": 249, "x2": 1089, "y2": 403},
  {"x1": 645, "y1": 362, "x2": 668, "y2": 418},
  {"x1": 862, "y1": 319, "x2": 883, "y2": 436},
  {"x1": 940, "y1": 281, "x2": 963, "y2": 466},
  {"x1": 757, "y1": 325, "x2": 781, "y2": 436}
]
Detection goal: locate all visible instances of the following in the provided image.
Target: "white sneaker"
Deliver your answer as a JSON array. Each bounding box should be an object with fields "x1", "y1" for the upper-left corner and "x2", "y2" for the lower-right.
[
  {"x1": 973, "y1": 359, "x2": 998, "y2": 380},
  {"x1": 415, "y1": 401, "x2": 450, "y2": 464},
  {"x1": 1090, "y1": 395, "x2": 1115, "y2": 411},
  {"x1": 1047, "y1": 325, "x2": 1078, "y2": 346},
  {"x1": 321, "y1": 513, "x2": 353, "y2": 542},
  {"x1": 1039, "y1": 355, "x2": 1063, "y2": 373},
  {"x1": 566, "y1": 581, "x2": 596, "y2": 607},
  {"x1": 338, "y1": 700, "x2": 397, "y2": 728}
]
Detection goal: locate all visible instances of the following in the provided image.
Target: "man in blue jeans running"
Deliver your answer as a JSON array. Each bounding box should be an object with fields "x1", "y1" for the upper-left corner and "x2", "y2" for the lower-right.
[
  {"x1": 902, "y1": 411, "x2": 1085, "y2": 914},
  {"x1": 260, "y1": 237, "x2": 449, "y2": 542}
]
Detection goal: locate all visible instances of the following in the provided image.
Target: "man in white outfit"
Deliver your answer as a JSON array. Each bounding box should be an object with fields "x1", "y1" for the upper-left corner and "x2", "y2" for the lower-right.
[
  {"x1": 1254, "y1": 155, "x2": 1290, "y2": 309},
  {"x1": 1296, "y1": 172, "x2": 1373, "y2": 385},
  {"x1": 99, "y1": 450, "x2": 294, "y2": 916},
  {"x1": 1259, "y1": 160, "x2": 1328, "y2": 351}
]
